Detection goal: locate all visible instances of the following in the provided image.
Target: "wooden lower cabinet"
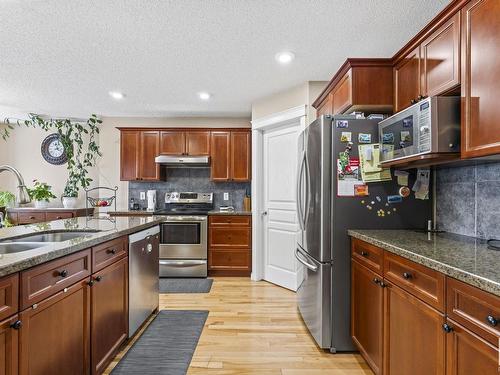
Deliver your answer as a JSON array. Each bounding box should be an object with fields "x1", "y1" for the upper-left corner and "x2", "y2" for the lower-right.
[
  {"x1": 351, "y1": 260, "x2": 383, "y2": 375},
  {"x1": 445, "y1": 319, "x2": 498, "y2": 375},
  {"x1": 19, "y1": 279, "x2": 90, "y2": 375},
  {"x1": 91, "y1": 257, "x2": 128, "y2": 375},
  {"x1": 384, "y1": 281, "x2": 446, "y2": 375},
  {"x1": 0, "y1": 314, "x2": 19, "y2": 375}
]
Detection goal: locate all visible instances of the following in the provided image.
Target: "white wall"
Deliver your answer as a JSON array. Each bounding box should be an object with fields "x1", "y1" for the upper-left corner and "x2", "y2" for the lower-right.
[{"x1": 0, "y1": 116, "x2": 250, "y2": 209}]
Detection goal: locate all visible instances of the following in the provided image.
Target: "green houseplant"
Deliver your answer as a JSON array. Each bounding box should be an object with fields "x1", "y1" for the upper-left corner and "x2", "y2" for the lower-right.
[
  {"x1": 2, "y1": 114, "x2": 102, "y2": 207},
  {"x1": 27, "y1": 180, "x2": 57, "y2": 209},
  {"x1": 0, "y1": 191, "x2": 15, "y2": 208}
]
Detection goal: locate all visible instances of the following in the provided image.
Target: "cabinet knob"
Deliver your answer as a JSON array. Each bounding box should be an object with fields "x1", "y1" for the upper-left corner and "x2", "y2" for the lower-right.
[
  {"x1": 402, "y1": 272, "x2": 412, "y2": 280},
  {"x1": 373, "y1": 278, "x2": 380, "y2": 285},
  {"x1": 87, "y1": 280, "x2": 94, "y2": 286},
  {"x1": 486, "y1": 315, "x2": 498, "y2": 327},
  {"x1": 417, "y1": 95, "x2": 424, "y2": 101},
  {"x1": 107, "y1": 248, "x2": 116, "y2": 255},
  {"x1": 360, "y1": 251, "x2": 369, "y2": 257},
  {"x1": 58, "y1": 269, "x2": 68, "y2": 278},
  {"x1": 442, "y1": 323, "x2": 453, "y2": 333},
  {"x1": 379, "y1": 281, "x2": 387, "y2": 288},
  {"x1": 29, "y1": 216, "x2": 36, "y2": 220},
  {"x1": 56, "y1": 216, "x2": 62, "y2": 220},
  {"x1": 95, "y1": 276, "x2": 103, "y2": 282},
  {"x1": 10, "y1": 320, "x2": 22, "y2": 330},
  {"x1": 410, "y1": 99, "x2": 417, "y2": 105}
]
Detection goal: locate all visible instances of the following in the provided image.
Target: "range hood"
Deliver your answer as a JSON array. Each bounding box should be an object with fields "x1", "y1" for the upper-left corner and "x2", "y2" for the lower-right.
[{"x1": 154, "y1": 155, "x2": 210, "y2": 165}]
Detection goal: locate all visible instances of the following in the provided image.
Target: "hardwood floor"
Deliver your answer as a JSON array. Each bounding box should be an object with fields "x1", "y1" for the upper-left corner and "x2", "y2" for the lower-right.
[{"x1": 104, "y1": 277, "x2": 372, "y2": 374}]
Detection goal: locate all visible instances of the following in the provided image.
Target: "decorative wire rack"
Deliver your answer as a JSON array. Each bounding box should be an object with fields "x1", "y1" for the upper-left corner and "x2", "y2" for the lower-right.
[{"x1": 85, "y1": 186, "x2": 118, "y2": 220}]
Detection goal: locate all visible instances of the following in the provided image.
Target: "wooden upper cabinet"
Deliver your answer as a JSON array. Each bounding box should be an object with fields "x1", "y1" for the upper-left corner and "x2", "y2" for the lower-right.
[
  {"x1": 351, "y1": 260, "x2": 383, "y2": 375},
  {"x1": 445, "y1": 319, "x2": 498, "y2": 375},
  {"x1": 332, "y1": 72, "x2": 352, "y2": 114},
  {"x1": 210, "y1": 131, "x2": 231, "y2": 181},
  {"x1": 461, "y1": 0, "x2": 500, "y2": 158},
  {"x1": 394, "y1": 47, "x2": 421, "y2": 112},
  {"x1": 384, "y1": 282, "x2": 445, "y2": 375},
  {"x1": 316, "y1": 94, "x2": 333, "y2": 116},
  {"x1": 19, "y1": 279, "x2": 90, "y2": 375},
  {"x1": 120, "y1": 130, "x2": 140, "y2": 181},
  {"x1": 186, "y1": 131, "x2": 210, "y2": 156},
  {"x1": 422, "y1": 12, "x2": 461, "y2": 97},
  {"x1": 230, "y1": 131, "x2": 251, "y2": 182},
  {"x1": 139, "y1": 131, "x2": 160, "y2": 181},
  {"x1": 160, "y1": 131, "x2": 185, "y2": 155},
  {"x1": 314, "y1": 59, "x2": 393, "y2": 116}
]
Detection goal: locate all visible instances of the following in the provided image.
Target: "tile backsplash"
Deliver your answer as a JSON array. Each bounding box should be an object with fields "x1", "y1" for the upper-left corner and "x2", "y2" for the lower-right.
[
  {"x1": 436, "y1": 162, "x2": 500, "y2": 239},
  {"x1": 129, "y1": 168, "x2": 250, "y2": 211}
]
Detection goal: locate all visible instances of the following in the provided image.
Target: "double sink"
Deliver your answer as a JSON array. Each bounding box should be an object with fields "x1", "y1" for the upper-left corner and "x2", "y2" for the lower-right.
[{"x1": 0, "y1": 230, "x2": 100, "y2": 254}]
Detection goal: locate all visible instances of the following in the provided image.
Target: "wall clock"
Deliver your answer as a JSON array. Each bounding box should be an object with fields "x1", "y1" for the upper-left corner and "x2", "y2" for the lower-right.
[{"x1": 41, "y1": 133, "x2": 68, "y2": 165}]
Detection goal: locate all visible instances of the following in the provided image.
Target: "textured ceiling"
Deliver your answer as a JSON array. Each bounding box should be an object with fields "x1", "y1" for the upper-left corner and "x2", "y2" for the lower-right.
[{"x1": 0, "y1": 0, "x2": 450, "y2": 118}]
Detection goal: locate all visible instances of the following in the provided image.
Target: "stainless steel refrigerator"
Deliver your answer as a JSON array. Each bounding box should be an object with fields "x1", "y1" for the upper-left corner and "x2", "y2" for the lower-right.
[{"x1": 295, "y1": 115, "x2": 431, "y2": 352}]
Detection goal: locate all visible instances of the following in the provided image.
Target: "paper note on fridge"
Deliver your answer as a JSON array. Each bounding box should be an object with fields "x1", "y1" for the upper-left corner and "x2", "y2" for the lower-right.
[{"x1": 358, "y1": 144, "x2": 392, "y2": 183}]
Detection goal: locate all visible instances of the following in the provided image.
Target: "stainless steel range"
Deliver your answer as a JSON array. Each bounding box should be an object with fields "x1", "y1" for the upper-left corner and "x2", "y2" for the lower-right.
[{"x1": 156, "y1": 192, "x2": 213, "y2": 278}]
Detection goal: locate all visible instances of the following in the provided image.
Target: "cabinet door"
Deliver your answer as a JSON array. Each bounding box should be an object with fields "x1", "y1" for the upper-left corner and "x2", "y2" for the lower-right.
[
  {"x1": 384, "y1": 282, "x2": 445, "y2": 375},
  {"x1": 159, "y1": 131, "x2": 185, "y2": 155},
  {"x1": 316, "y1": 94, "x2": 333, "y2": 117},
  {"x1": 0, "y1": 315, "x2": 19, "y2": 375},
  {"x1": 19, "y1": 279, "x2": 90, "y2": 375},
  {"x1": 445, "y1": 319, "x2": 498, "y2": 375},
  {"x1": 120, "y1": 130, "x2": 140, "y2": 181},
  {"x1": 394, "y1": 46, "x2": 421, "y2": 112},
  {"x1": 332, "y1": 71, "x2": 352, "y2": 114},
  {"x1": 422, "y1": 13, "x2": 460, "y2": 97},
  {"x1": 351, "y1": 260, "x2": 383, "y2": 375},
  {"x1": 461, "y1": 0, "x2": 500, "y2": 158},
  {"x1": 139, "y1": 131, "x2": 160, "y2": 181},
  {"x1": 210, "y1": 131, "x2": 231, "y2": 181},
  {"x1": 91, "y1": 257, "x2": 128, "y2": 375},
  {"x1": 230, "y1": 131, "x2": 251, "y2": 182},
  {"x1": 186, "y1": 131, "x2": 210, "y2": 156}
]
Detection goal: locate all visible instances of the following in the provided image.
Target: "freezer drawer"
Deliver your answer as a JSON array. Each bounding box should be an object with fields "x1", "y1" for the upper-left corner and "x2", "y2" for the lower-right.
[{"x1": 159, "y1": 259, "x2": 207, "y2": 277}]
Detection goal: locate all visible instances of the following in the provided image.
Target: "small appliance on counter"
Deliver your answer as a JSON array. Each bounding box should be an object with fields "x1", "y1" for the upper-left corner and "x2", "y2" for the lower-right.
[{"x1": 146, "y1": 190, "x2": 157, "y2": 211}]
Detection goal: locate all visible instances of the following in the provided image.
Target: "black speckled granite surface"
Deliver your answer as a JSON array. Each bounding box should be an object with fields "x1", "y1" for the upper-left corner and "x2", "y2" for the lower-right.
[
  {"x1": 348, "y1": 229, "x2": 500, "y2": 297},
  {"x1": 0, "y1": 216, "x2": 166, "y2": 277}
]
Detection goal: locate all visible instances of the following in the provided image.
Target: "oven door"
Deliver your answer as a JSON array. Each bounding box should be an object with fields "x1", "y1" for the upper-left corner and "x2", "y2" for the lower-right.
[{"x1": 159, "y1": 216, "x2": 207, "y2": 259}]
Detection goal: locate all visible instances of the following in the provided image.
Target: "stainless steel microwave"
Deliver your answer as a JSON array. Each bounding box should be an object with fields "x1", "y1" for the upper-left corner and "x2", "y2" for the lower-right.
[{"x1": 379, "y1": 96, "x2": 460, "y2": 163}]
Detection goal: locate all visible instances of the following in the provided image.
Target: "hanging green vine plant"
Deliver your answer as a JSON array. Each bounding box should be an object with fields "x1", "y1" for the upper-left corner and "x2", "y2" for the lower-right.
[{"x1": 2, "y1": 114, "x2": 102, "y2": 197}]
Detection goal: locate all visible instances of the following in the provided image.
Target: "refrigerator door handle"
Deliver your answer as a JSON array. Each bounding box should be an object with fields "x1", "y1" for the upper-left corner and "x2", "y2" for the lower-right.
[
  {"x1": 296, "y1": 150, "x2": 306, "y2": 230},
  {"x1": 304, "y1": 152, "x2": 311, "y2": 227},
  {"x1": 295, "y1": 247, "x2": 318, "y2": 272}
]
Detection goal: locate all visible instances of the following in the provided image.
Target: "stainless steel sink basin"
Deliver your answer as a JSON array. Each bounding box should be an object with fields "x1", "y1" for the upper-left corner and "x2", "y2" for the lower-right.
[
  {"x1": 0, "y1": 230, "x2": 100, "y2": 243},
  {"x1": 0, "y1": 242, "x2": 48, "y2": 254}
]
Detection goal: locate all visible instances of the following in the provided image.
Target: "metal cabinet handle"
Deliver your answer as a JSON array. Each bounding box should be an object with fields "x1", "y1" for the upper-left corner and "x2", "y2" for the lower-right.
[
  {"x1": 94, "y1": 276, "x2": 103, "y2": 282},
  {"x1": 360, "y1": 251, "x2": 369, "y2": 257},
  {"x1": 486, "y1": 315, "x2": 498, "y2": 327},
  {"x1": 58, "y1": 270, "x2": 68, "y2": 278},
  {"x1": 373, "y1": 278, "x2": 380, "y2": 285},
  {"x1": 29, "y1": 216, "x2": 36, "y2": 220},
  {"x1": 10, "y1": 320, "x2": 22, "y2": 330},
  {"x1": 442, "y1": 323, "x2": 453, "y2": 333},
  {"x1": 402, "y1": 272, "x2": 412, "y2": 280},
  {"x1": 106, "y1": 248, "x2": 116, "y2": 255}
]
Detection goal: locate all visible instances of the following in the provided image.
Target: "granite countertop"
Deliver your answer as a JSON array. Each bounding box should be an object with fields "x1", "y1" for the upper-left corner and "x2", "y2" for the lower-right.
[
  {"x1": 0, "y1": 216, "x2": 166, "y2": 277},
  {"x1": 7, "y1": 207, "x2": 92, "y2": 211},
  {"x1": 109, "y1": 210, "x2": 252, "y2": 216},
  {"x1": 348, "y1": 229, "x2": 500, "y2": 297},
  {"x1": 207, "y1": 210, "x2": 252, "y2": 216}
]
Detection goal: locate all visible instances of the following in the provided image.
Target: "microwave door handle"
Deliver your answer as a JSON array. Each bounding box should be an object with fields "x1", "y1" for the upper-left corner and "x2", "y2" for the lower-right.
[{"x1": 296, "y1": 151, "x2": 306, "y2": 230}]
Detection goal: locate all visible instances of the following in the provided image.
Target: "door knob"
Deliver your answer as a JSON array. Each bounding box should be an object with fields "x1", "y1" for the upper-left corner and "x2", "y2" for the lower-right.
[{"x1": 261, "y1": 211, "x2": 268, "y2": 216}]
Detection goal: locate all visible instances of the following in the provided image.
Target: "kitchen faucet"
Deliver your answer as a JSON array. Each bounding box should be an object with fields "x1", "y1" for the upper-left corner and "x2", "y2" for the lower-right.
[{"x1": 0, "y1": 165, "x2": 31, "y2": 204}]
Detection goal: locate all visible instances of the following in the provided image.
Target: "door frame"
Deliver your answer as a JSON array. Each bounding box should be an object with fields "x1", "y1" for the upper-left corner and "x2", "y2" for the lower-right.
[{"x1": 250, "y1": 105, "x2": 307, "y2": 281}]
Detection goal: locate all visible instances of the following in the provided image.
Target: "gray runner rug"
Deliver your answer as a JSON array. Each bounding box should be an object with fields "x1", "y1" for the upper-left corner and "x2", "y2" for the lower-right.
[
  {"x1": 111, "y1": 310, "x2": 208, "y2": 375},
  {"x1": 159, "y1": 278, "x2": 213, "y2": 293}
]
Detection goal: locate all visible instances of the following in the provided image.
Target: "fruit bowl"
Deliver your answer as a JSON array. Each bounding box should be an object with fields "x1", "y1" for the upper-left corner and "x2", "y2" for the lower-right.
[{"x1": 87, "y1": 196, "x2": 116, "y2": 207}]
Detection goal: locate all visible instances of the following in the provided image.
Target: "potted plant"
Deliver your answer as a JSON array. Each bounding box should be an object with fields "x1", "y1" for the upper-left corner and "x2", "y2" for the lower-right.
[
  {"x1": 62, "y1": 179, "x2": 78, "y2": 209},
  {"x1": 0, "y1": 191, "x2": 15, "y2": 227},
  {"x1": 27, "y1": 180, "x2": 56, "y2": 209}
]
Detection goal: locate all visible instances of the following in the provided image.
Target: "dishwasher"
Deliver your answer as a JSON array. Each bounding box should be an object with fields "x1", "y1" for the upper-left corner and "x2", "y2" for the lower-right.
[{"x1": 128, "y1": 225, "x2": 160, "y2": 338}]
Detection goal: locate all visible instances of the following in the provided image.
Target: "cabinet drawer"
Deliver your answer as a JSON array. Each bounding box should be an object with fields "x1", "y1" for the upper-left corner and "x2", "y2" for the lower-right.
[
  {"x1": 92, "y1": 236, "x2": 128, "y2": 273},
  {"x1": 209, "y1": 249, "x2": 251, "y2": 270},
  {"x1": 209, "y1": 215, "x2": 251, "y2": 226},
  {"x1": 0, "y1": 273, "x2": 19, "y2": 321},
  {"x1": 384, "y1": 252, "x2": 445, "y2": 311},
  {"x1": 20, "y1": 249, "x2": 91, "y2": 309},
  {"x1": 447, "y1": 277, "x2": 500, "y2": 346},
  {"x1": 17, "y1": 212, "x2": 46, "y2": 224},
  {"x1": 351, "y1": 239, "x2": 384, "y2": 275},
  {"x1": 209, "y1": 227, "x2": 251, "y2": 248},
  {"x1": 45, "y1": 212, "x2": 74, "y2": 221}
]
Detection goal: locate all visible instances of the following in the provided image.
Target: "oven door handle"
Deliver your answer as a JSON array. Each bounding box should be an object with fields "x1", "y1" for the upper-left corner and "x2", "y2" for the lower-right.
[{"x1": 159, "y1": 260, "x2": 206, "y2": 267}]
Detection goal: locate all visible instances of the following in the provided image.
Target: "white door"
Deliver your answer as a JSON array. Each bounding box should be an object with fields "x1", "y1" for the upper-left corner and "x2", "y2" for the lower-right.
[{"x1": 262, "y1": 121, "x2": 301, "y2": 291}]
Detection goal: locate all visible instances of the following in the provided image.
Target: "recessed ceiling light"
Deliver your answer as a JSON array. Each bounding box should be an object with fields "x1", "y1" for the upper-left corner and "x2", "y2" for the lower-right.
[
  {"x1": 109, "y1": 91, "x2": 125, "y2": 100},
  {"x1": 275, "y1": 51, "x2": 295, "y2": 64},
  {"x1": 198, "y1": 92, "x2": 211, "y2": 100}
]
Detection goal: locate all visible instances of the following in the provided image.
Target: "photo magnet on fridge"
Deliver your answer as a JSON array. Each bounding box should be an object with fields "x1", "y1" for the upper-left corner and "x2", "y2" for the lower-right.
[
  {"x1": 358, "y1": 133, "x2": 372, "y2": 143},
  {"x1": 336, "y1": 120, "x2": 349, "y2": 128},
  {"x1": 340, "y1": 132, "x2": 352, "y2": 142}
]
